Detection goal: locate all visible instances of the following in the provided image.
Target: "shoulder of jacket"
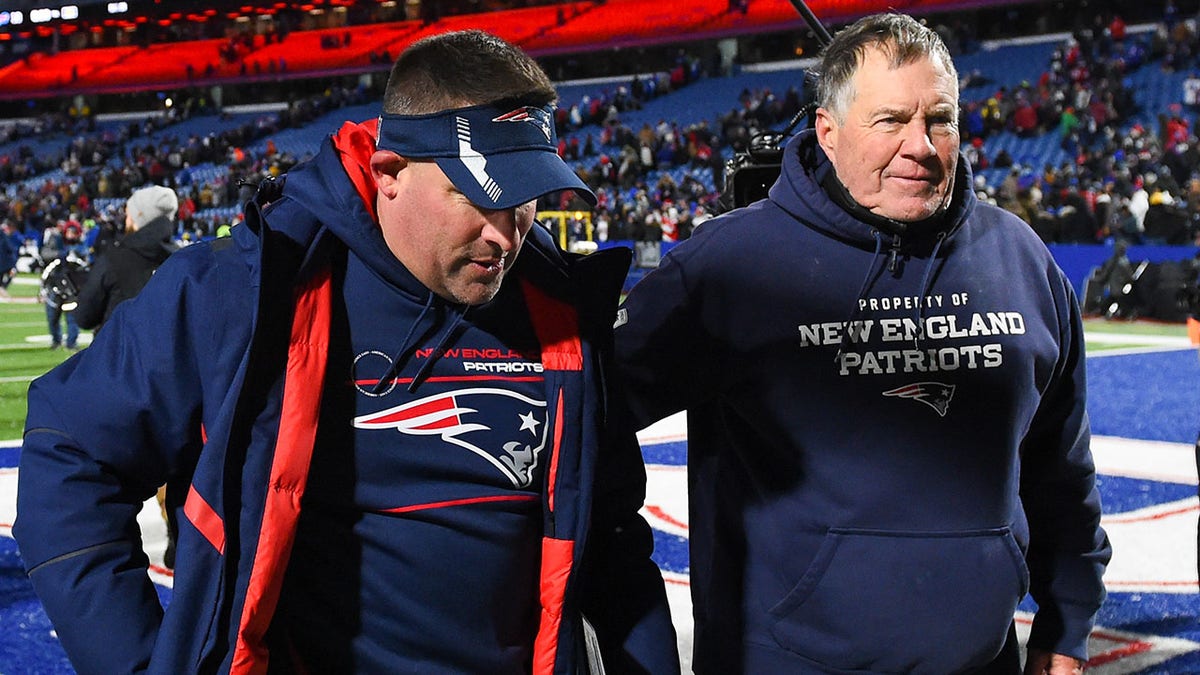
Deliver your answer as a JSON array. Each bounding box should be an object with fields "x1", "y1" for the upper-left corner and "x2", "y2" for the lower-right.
[{"x1": 154, "y1": 236, "x2": 254, "y2": 286}]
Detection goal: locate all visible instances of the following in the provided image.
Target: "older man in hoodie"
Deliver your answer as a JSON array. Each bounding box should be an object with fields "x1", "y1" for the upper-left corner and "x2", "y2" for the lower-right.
[{"x1": 616, "y1": 13, "x2": 1109, "y2": 675}]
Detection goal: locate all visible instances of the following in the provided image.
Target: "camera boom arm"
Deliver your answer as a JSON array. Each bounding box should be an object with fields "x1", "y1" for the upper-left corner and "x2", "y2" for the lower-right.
[{"x1": 718, "y1": 0, "x2": 831, "y2": 211}]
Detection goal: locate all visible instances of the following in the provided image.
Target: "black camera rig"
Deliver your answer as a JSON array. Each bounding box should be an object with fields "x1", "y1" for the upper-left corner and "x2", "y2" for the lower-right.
[{"x1": 718, "y1": 0, "x2": 832, "y2": 211}]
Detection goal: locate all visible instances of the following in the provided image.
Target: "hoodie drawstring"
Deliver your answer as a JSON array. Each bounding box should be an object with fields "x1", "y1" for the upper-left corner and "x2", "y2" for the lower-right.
[
  {"x1": 887, "y1": 235, "x2": 902, "y2": 273},
  {"x1": 371, "y1": 293, "x2": 438, "y2": 394},
  {"x1": 835, "y1": 229, "x2": 885, "y2": 362},
  {"x1": 406, "y1": 305, "x2": 469, "y2": 393},
  {"x1": 912, "y1": 231, "x2": 947, "y2": 350}
]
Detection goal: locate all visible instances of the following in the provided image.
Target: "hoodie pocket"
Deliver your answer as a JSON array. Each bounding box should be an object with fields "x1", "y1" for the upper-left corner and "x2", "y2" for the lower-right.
[{"x1": 768, "y1": 526, "x2": 1029, "y2": 674}]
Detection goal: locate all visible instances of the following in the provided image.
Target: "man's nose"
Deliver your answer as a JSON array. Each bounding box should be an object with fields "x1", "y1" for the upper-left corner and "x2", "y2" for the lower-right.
[
  {"x1": 481, "y1": 209, "x2": 521, "y2": 252},
  {"x1": 901, "y1": 122, "x2": 938, "y2": 158}
]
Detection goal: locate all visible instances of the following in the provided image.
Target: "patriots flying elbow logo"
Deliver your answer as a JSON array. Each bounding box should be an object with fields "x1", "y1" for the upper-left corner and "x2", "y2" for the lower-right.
[
  {"x1": 354, "y1": 387, "x2": 549, "y2": 488},
  {"x1": 882, "y1": 382, "x2": 956, "y2": 417},
  {"x1": 492, "y1": 106, "x2": 553, "y2": 142}
]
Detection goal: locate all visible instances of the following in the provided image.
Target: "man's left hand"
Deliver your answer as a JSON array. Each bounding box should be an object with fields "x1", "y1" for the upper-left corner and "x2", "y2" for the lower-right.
[{"x1": 1024, "y1": 649, "x2": 1085, "y2": 675}]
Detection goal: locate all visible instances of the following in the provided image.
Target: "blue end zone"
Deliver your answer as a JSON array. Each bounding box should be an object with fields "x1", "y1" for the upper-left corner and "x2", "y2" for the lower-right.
[
  {"x1": 0, "y1": 537, "x2": 73, "y2": 674},
  {"x1": 1087, "y1": 349, "x2": 1200, "y2": 444},
  {"x1": 1097, "y1": 475, "x2": 1197, "y2": 512},
  {"x1": 642, "y1": 440, "x2": 686, "y2": 466},
  {"x1": 0, "y1": 445, "x2": 19, "y2": 469}
]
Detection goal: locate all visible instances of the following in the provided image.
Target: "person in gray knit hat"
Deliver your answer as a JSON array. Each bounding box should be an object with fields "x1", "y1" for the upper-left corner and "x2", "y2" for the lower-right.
[
  {"x1": 124, "y1": 184, "x2": 178, "y2": 231},
  {"x1": 75, "y1": 184, "x2": 180, "y2": 331},
  {"x1": 74, "y1": 183, "x2": 185, "y2": 567}
]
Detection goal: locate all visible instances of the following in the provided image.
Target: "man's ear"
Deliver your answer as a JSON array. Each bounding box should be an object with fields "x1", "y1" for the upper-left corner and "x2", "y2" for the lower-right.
[
  {"x1": 370, "y1": 150, "x2": 407, "y2": 197},
  {"x1": 814, "y1": 107, "x2": 838, "y2": 162}
]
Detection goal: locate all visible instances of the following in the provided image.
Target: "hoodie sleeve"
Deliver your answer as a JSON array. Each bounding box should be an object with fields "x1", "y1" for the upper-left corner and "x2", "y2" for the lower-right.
[
  {"x1": 1019, "y1": 274, "x2": 1112, "y2": 660},
  {"x1": 578, "y1": 419, "x2": 681, "y2": 674},
  {"x1": 566, "y1": 246, "x2": 679, "y2": 673},
  {"x1": 13, "y1": 250, "x2": 216, "y2": 674},
  {"x1": 614, "y1": 244, "x2": 716, "y2": 430}
]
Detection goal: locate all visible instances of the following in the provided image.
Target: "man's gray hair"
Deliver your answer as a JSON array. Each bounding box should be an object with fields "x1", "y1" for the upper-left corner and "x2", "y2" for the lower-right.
[{"x1": 815, "y1": 13, "x2": 958, "y2": 122}]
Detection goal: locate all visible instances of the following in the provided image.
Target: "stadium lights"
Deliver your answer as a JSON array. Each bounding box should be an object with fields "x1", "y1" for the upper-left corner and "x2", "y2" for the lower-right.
[{"x1": 29, "y1": 7, "x2": 79, "y2": 23}]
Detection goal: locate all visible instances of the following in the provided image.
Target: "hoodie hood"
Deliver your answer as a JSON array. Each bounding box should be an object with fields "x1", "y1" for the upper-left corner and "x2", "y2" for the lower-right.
[
  {"x1": 767, "y1": 130, "x2": 978, "y2": 353},
  {"x1": 768, "y1": 129, "x2": 977, "y2": 251},
  {"x1": 120, "y1": 215, "x2": 179, "y2": 264},
  {"x1": 272, "y1": 119, "x2": 428, "y2": 298},
  {"x1": 260, "y1": 119, "x2": 575, "y2": 392},
  {"x1": 272, "y1": 119, "x2": 568, "y2": 299}
]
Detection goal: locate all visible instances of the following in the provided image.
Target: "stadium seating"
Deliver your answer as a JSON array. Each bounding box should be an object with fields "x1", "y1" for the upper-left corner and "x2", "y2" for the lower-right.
[
  {"x1": 1, "y1": 4, "x2": 1192, "y2": 236},
  {"x1": 245, "y1": 102, "x2": 379, "y2": 158},
  {"x1": 0, "y1": 46, "x2": 138, "y2": 96}
]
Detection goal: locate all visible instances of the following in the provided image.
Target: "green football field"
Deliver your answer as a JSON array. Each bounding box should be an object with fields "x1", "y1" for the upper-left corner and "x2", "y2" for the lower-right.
[{"x1": 0, "y1": 272, "x2": 1190, "y2": 442}]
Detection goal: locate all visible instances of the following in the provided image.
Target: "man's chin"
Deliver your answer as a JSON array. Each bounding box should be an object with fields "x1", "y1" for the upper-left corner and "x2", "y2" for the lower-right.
[
  {"x1": 876, "y1": 195, "x2": 948, "y2": 223},
  {"x1": 447, "y1": 279, "x2": 504, "y2": 306}
]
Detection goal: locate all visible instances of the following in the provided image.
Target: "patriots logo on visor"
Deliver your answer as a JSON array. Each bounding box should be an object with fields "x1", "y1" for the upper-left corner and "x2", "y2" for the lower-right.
[
  {"x1": 492, "y1": 106, "x2": 553, "y2": 143},
  {"x1": 882, "y1": 382, "x2": 955, "y2": 417},
  {"x1": 353, "y1": 387, "x2": 549, "y2": 488}
]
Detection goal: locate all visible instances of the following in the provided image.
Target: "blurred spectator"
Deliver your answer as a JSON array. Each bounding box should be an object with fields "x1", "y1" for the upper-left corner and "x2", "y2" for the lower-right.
[
  {"x1": 0, "y1": 221, "x2": 16, "y2": 297},
  {"x1": 1083, "y1": 240, "x2": 1136, "y2": 317},
  {"x1": 39, "y1": 250, "x2": 87, "y2": 351},
  {"x1": 1144, "y1": 188, "x2": 1190, "y2": 244},
  {"x1": 75, "y1": 185, "x2": 180, "y2": 331}
]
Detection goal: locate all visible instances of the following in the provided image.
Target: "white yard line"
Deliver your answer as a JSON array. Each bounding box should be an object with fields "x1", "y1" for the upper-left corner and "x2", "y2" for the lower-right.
[{"x1": 1087, "y1": 331, "x2": 1192, "y2": 346}]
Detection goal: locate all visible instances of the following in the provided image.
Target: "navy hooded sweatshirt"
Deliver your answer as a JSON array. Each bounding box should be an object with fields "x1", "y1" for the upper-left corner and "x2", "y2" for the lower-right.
[
  {"x1": 266, "y1": 144, "x2": 571, "y2": 670},
  {"x1": 615, "y1": 130, "x2": 1110, "y2": 674},
  {"x1": 15, "y1": 120, "x2": 679, "y2": 675}
]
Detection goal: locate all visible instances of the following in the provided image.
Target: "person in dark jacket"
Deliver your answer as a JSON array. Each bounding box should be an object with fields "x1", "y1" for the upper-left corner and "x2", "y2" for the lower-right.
[
  {"x1": 74, "y1": 184, "x2": 184, "y2": 569},
  {"x1": 38, "y1": 247, "x2": 87, "y2": 351},
  {"x1": 0, "y1": 220, "x2": 17, "y2": 297},
  {"x1": 14, "y1": 30, "x2": 677, "y2": 675},
  {"x1": 74, "y1": 183, "x2": 180, "y2": 331},
  {"x1": 615, "y1": 13, "x2": 1110, "y2": 675}
]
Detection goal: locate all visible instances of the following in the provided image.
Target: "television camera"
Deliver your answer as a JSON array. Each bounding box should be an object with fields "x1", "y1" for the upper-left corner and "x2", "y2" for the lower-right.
[{"x1": 718, "y1": 0, "x2": 830, "y2": 211}]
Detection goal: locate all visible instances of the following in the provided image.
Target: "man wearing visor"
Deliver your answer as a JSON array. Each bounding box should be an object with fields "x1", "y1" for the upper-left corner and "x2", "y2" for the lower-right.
[{"x1": 15, "y1": 30, "x2": 679, "y2": 675}]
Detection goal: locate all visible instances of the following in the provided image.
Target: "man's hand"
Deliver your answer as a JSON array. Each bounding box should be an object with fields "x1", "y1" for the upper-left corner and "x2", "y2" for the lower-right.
[{"x1": 1025, "y1": 649, "x2": 1085, "y2": 675}]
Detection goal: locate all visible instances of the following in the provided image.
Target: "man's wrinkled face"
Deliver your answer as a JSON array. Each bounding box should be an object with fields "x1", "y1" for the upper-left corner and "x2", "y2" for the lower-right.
[
  {"x1": 374, "y1": 154, "x2": 536, "y2": 306},
  {"x1": 816, "y1": 46, "x2": 960, "y2": 222}
]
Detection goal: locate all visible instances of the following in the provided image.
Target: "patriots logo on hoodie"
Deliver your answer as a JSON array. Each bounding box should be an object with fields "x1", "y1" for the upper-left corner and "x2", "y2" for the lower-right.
[
  {"x1": 354, "y1": 387, "x2": 549, "y2": 488},
  {"x1": 882, "y1": 382, "x2": 955, "y2": 417}
]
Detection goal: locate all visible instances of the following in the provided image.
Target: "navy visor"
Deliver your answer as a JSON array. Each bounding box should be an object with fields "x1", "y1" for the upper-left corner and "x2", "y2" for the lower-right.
[{"x1": 376, "y1": 102, "x2": 596, "y2": 210}]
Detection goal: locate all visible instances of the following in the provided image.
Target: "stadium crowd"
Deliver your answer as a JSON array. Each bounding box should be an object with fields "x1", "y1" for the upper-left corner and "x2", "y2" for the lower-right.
[
  {"x1": 3, "y1": 3, "x2": 1200, "y2": 266},
  {"x1": 957, "y1": 6, "x2": 1200, "y2": 247}
]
